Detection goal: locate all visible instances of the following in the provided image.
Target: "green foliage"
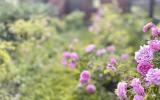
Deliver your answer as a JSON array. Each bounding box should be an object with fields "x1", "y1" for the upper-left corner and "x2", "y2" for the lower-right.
[{"x1": 8, "y1": 16, "x2": 57, "y2": 40}]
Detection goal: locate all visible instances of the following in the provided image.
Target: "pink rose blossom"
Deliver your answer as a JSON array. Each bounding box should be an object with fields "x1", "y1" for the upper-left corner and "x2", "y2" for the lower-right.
[
  {"x1": 70, "y1": 52, "x2": 79, "y2": 60},
  {"x1": 148, "y1": 40, "x2": 160, "y2": 51},
  {"x1": 143, "y1": 22, "x2": 155, "y2": 32},
  {"x1": 61, "y1": 52, "x2": 79, "y2": 69},
  {"x1": 116, "y1": 82, "x2": 127, "y2": 100},
  {"x1": 131, "y1": 78, "x2": 145, "y2": 96},
  {"x1": 146, "y1": 68, "x2": 160, "y2": 85},
  {"x1": 151, "y1": 27, "x2": 159, "y2": 37},
  {"x1": 80, "y1": 70, "x2": 90, "y2": 81},
  {"x1": 63, "y1": 51, "x2": 71, "y2": 58},
  {"x1": 133, "y1": 85, "x2": 145, "y2": 96},
  {"x1": 86, "y1": 84, "x2": 96, "y2": 93},
  {"x1": 133, "y1": 95, "x2": 144, "y2": 100},
  {"x1": 135, "y1": 45, "x2": 153, "y2": 63},
  {"x1": 137, "y1": 62, "x2": 153, "y2": 76},
  {"x1": 131, "y1": 78, "x2": 141, "y2": 87}
]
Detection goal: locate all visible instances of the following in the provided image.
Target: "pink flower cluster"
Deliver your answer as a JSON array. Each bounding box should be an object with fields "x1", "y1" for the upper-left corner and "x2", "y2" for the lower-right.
[
  {"x1": 135, "y1": 23, "x2": 160, "y2": 76},
  {"x1": 117, "y1": 79, "x2": 145, "y2": 100},
  {"x1": 79, "y1": 70, "x2": 90, "y2": 84},
  {"x1": 137, "y1": 62, "x2": 153, "y2": 76},
  {"x1": 116, "y1": 82, "x2": 127, "y2": 100},
  {"x1": 135, "y1": 45, "x2": 153, "y2": 64},
  {"x1": 145, "y1": 68, "x2": 160, "y2": 85},
  {"x1": 79, "y1": 70, "x2": 96, "y2": 93},
  {"x1": 61, "y1": 51, "x2": 79, "y2": 69},
  {"x1": 144, "y1": 23, "x2": 160, "y2": 85},
  {"x1": 86, "y1": 84, "x2": 96, "y2": 93},
  {"x1": 133, "y1": 95, "x2": 144, "y2": 100},
  {"x1": 117, "y1": 22, "x2": 160, "y2": 99},
  {"x1": 138, "y1": 22, "x2": 160, "y2": 78},
  {"x1": 148, "y1": 40, "x2": 160, "y2": 51},
  {"x1": 131, "y1": 78, "x2": 145, "y2": 98},
  {"x1": 143, "y1": 22, "x2": 160, "y2": 37}
]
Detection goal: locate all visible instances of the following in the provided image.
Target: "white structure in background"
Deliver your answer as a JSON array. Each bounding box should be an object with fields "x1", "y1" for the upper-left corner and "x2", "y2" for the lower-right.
[
  {"x1": 5, "y1": 0, "x2": 19, "y2": 6},
  {"x1": 93, "y1": 0, "x2": 101, "y2": 8}
]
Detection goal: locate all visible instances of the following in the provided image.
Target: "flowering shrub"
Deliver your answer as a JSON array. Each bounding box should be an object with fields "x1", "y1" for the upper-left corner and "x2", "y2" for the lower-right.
[
  {"x1": 0, "y1": 1, "x2": 156, "y2": 100},
  {"x1": 116, "y1": 22, "x2": 160, "y2": 100},
  {"x1": 57, "y1": 6, "x2": 153, "y2": 99},
  {"x1": 61, "y1": 41, "x2": 135, "y2": 99}
]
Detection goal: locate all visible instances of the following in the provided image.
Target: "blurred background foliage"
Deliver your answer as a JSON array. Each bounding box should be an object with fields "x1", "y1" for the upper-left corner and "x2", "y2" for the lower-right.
[{"x1": 0, "y1": 0, "x2": 159, "y2": 100}]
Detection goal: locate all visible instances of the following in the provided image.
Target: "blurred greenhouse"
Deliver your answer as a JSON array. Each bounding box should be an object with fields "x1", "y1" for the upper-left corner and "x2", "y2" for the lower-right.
[{"x1": 0, "y1": 0, "x2": 160, "y2": 100}]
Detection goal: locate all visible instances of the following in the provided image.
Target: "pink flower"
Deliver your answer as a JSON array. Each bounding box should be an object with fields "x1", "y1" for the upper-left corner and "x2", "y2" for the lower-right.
[
  {"x1": 143, "y1": 22, "x2": 155, "y2": 32},
  {"x1": 106, "y1": 45, "x2": 115, "y2": 52},
  {"x1": 151, "y1": 27, "x2": 159, "y2": 37},
  {"x1": 131, "y1": 78, "x2": 141, "y2": 87},
  {"x1": 63, "y1": 51, "x2": 71, "y2": 58},
  {"x1": 121, "y1": 53, "x2": 129, "y2": 60},
  {"x1": 85, "y1": 44, "x2": 96, "y2": 53},
  {"x1": 133, "y1": 95, "x2": 144, "y2": 100},
  {"x1": 143, "y1": 22, "x2": 160, "y2": 37},
  {"x1": 148, "y1": 40, "x2": 160, "y2": 51},
  {"x1": 131, "y1": 78, "x2": 145, "y2": 96},
  {"x1": 80, "y1": 70, "x2": 90, "y2": 81},
  {"x1": 145, "y1": 68, "x2": 160, "y2": 85},
  {"x1": 116, "y1": 82, "x2": 127, "y2": 100},
  {"x1": 96, "y1": 48, "x2": 106, "y2": 56},
  {"x1": 135, "y1": 45, "x2": 153, "y2": 63},
  {"x1": 133, "y1": 85, "x2": 145, "y2": 96},
  {"x1": 86, "y1": 84, "x2": 96, "y2": 93},
  {"x1": 61, "y1": 52, "x2": 79, "y2": 69},
  {"x1": 70, "y1": 52, "x2": 79, "y2": 60},
  {"x1": 110, "y1": 57, "x2": 117, "y2": 65},
  {"x1": 137, "y1": 62, "x2": 153, "y2": 76}
]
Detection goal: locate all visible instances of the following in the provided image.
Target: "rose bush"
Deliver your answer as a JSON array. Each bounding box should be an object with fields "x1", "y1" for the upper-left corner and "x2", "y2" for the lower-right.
[{"x1": 116, "y1": 22, "x2": 160, "y2": 100}]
